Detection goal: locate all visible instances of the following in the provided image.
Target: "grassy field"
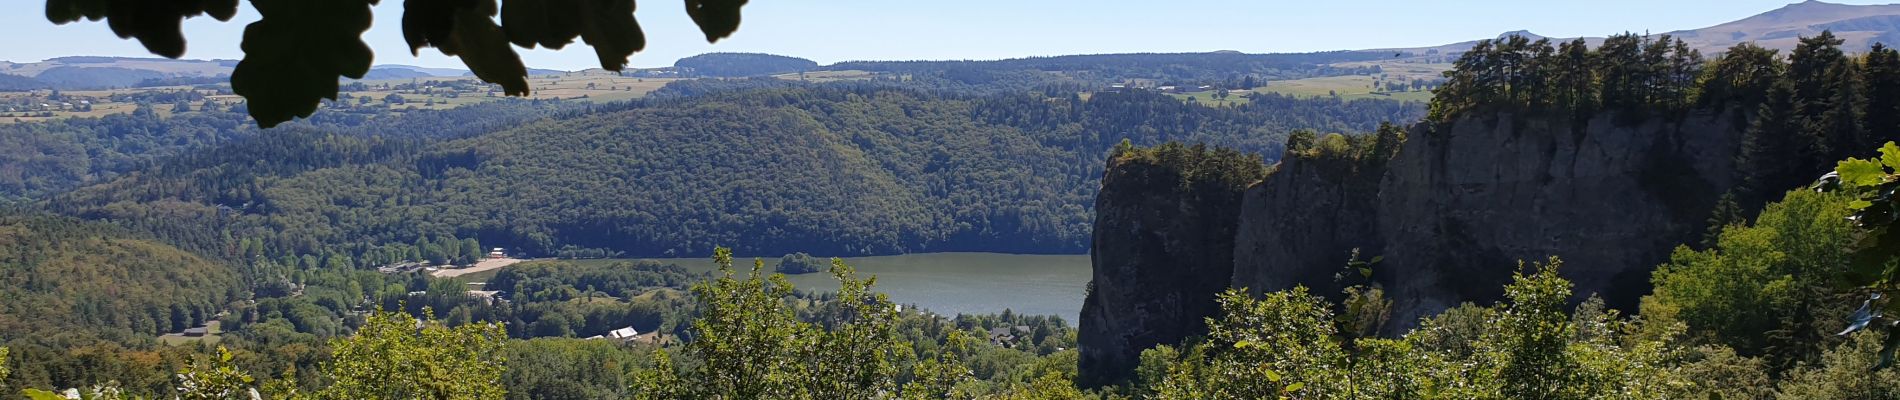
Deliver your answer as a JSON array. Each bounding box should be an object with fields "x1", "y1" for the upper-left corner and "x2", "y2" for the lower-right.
[
  {"x1": 1335, "y1": 60, "x2": 1454, "y2": 82},
  {"x1": 1251, "y1": 75, "x2": 1436, "y2": 103},
  {"x1": 773, "y1": 70, "x2": 878, "y2": 83},
  {"x1": 157, "y1": 320, "x2": 222, "y2": 346},
  {"x1": 1166, "y1": 91, "x2": 1248, "y2": 107}
]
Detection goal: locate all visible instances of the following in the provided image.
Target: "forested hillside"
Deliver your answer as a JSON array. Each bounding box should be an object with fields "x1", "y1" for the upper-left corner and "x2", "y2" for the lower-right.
[
  {"x1": 0, "y1": 74, "x2": 44, "y2": 91},
  {"x1": 0, "y1": 97, "x2": 601, "y2": 202},
  {"x1": 0, "y1": 212, "x2": 241, "y2": 392},
  {"x1": 0, "y1": 212, "x2": 238, "y2": 338},
  {"x1": 50, "y1": 83, "x2": 1420, "y2": 261}
]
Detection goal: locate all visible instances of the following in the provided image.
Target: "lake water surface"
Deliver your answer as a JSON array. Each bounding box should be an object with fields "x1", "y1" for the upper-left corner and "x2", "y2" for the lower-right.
[{"x1": 625, "y1": 253, "x2": 1091, "y2": 322}]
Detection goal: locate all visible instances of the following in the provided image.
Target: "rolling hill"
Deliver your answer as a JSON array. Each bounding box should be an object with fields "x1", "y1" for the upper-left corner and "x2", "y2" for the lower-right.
[
  {"x1": 48, "y1": 84, "x2": 1420, "y2": 259},
  {"x1": 0, "y1": 212, "x2": 240, "y2": 339}
]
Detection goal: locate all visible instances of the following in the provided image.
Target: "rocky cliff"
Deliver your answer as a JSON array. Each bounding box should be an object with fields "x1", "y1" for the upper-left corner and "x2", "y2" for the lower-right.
[
  {"x1": 1230, "y1": 146, "x2": 1388, "y2": 301},
  {"x1": 1076, "y1": 145, "x2": 1264, "y2": 387},
  {"x1": 1365, "y1": 111, "x2": 1742, "y2": 324},
  {"x1": 1081, "y1": 110, "x2": 1749, "y2": 383}
]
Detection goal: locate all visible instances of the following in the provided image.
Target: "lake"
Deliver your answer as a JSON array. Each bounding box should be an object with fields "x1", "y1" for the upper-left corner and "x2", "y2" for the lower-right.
[{"x1": 577, "y1": 253, "x2": 1091, "y2": 322}]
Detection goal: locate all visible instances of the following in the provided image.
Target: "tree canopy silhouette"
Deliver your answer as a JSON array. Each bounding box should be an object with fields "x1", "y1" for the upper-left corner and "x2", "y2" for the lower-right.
[{"x1": 44, "y1": 0, "x2": 749, "y2": 128}]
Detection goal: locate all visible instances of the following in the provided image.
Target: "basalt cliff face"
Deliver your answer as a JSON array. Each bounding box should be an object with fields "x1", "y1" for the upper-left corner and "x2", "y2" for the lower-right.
[
  {"x1": 1366, "y1": 111, "x2": 1742, "y2": 323},
  {"x1": 1230, "y1": 148, "x2": 1388, "y2": 301},
  {"x1": 1076, "y1": 151, "x2": 1259, "y2": 387},
  {"x1": 1080, "y1": 110, "x2": 1747, "y2": 383}
]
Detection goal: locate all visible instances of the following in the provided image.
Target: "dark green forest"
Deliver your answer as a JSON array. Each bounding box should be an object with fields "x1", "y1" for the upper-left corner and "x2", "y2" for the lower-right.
[
  {"x1": 0, "y1": 97, "x2": 596, "y2": 201},
  {"x1": 45, "y1": 83, "x2": 1417, "y2": 262}
]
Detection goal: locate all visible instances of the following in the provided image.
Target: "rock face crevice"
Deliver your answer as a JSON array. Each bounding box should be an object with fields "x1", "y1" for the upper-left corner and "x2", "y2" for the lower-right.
[
  {"x1": 1076, "y1": 155, "x2": 1256, "y2": 387},
  {"x1": 1080, "y1": 109, "x2": 1748, "y2": 383}
]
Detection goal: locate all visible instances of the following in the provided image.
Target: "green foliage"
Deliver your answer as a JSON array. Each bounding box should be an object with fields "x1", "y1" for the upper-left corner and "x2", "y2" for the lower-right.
[
  {"x1": 1112, "y1": 141, "x2": 1268, "y2": 192},
  {"x1": 499, "y1": 339, "x2": 645, "y2": 400},
  {"x1": 1284, "y1": 129, "x2": 1316, "y2": 155},
  {"x1": 900, "y1": 331, "x2": 975, "y2": 400},
  {"x1": 1151, "y1": 287, "x2": 1343, "y2": 400},
  {"x1": 175, "y1": 347, "x2": 256, "y2": 400},
  {"x1": 1486, "y1": 258, "x2": 1586, "y2": 399},
  {"x1": 1132, "y1": 257, "x2": 1727, "y2": 400},
  {"x1": 314, "y1": 308, "x2": 508, "y2": 400},
  {"x1": 1644, "y1": 189, "x2": 1855, "y2": 367},
  {"x1": 488, "y1": 259, "x2": 699, "y2": 303},
  {"x1": 1775, "y1": 331, "x2": 1900, "y2": 399},
  {"x1": 1824, "y1": 141, "x2": 1900, "y2": 370},
  {"x1": 1697, "y1": 43, "x2": 1783, "y2": 110},
  {"x1": 1336, "y1": 250, "x2": 1392, "y2": 340},
  {"x1": 632, "y1": 247, "x2": 906, "y2": 399}
]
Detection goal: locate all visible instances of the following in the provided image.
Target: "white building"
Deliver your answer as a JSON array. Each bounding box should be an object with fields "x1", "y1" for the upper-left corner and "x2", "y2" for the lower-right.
[{"x1": 607, "y1": 326, "x2": 640, "y2": 341}]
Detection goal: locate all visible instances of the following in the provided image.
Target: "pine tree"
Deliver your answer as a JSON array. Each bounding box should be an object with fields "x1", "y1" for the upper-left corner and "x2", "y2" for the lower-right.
[
  {"x1": 1735, "y1": 83, "x2": 1809, "y2": 206},
  {"x1": 1863, "y1": 43, "x2": 1900, "y2": 145},
  {"x1": 1789, "y1": 31, "x2": 1867, "y2": 161},
  {"x1": 1696, "y1": 43, "x2": 1782, "y2": 111},
  {"x1": 1703, "y1": 191, "x2": 1744, "y2": 248}
]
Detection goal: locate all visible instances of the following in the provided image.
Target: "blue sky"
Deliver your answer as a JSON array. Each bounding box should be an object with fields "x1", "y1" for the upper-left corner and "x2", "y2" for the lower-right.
[{"x1": 4, "y1": 1, "x2": 1894, "y2": 70}]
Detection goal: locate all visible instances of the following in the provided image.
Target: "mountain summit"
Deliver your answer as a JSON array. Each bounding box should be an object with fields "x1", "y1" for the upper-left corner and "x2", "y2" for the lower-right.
[{"x1": 1687, "y1": 0, "x2": 1900, "y2": 52}]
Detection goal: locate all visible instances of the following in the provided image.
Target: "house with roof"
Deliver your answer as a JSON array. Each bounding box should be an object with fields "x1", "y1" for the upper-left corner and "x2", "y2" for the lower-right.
[
  {"x1": 608, "y1": 326, "x2": 640, "y2": 341},
  {"x1": 988, "y1": 325, "x2": 1033, "y2": 347}
]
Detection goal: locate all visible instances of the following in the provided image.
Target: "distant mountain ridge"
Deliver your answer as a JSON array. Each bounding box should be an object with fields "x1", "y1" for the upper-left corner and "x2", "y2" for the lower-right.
[
  {"x1": 1385, "y1": 1, "x2": 1900, "y2": 55},
  {"x1": 14, "y1": 1, "x2": 1900, "y2": 90},
  {"x1": 0, "y1": 56, "x2": 560, "y2": 89}
]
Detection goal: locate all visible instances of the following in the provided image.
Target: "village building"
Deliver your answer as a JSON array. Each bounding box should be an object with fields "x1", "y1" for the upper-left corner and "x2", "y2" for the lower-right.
[
  {"x1": 608, "y1": 326, "x2": 640, "y2": 341},
  {"x1": 987, "y1": 325, "x2": 1032, "y2": 347}
]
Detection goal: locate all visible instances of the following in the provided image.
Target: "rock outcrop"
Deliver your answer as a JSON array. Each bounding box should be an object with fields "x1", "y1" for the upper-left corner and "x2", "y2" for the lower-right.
[
  {"x1": 1076, "y1": 148, "x2": 1262, "y2": 387},
  {"x1": 1080, "y1": 110, "x2": 1750, "y2": 383}
]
